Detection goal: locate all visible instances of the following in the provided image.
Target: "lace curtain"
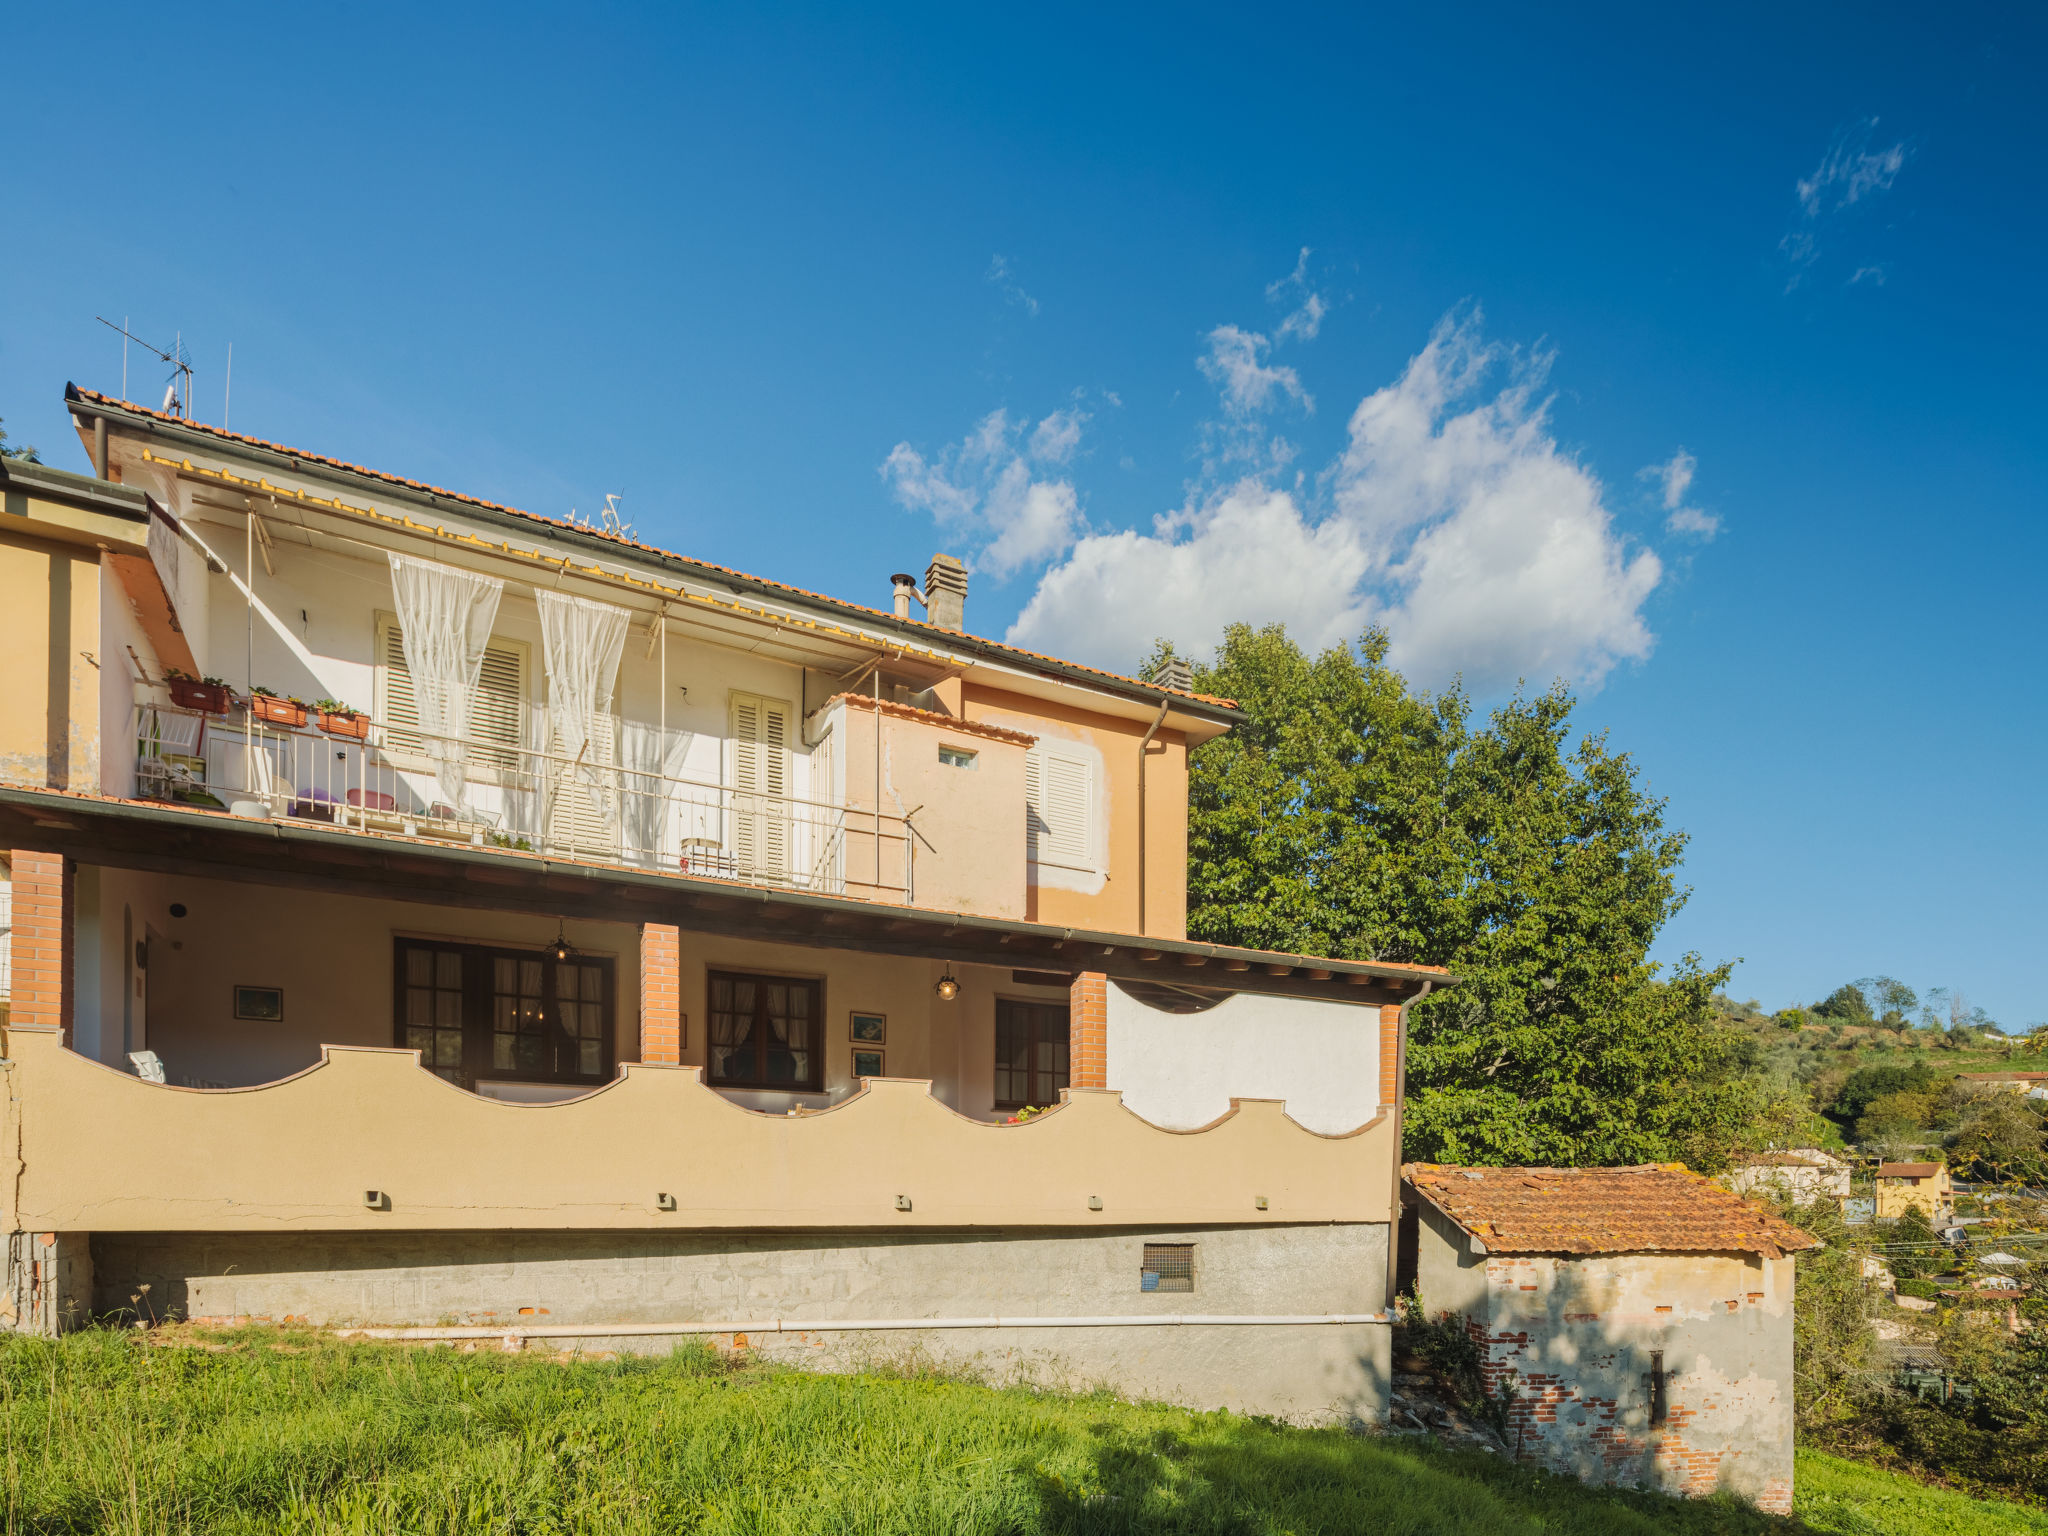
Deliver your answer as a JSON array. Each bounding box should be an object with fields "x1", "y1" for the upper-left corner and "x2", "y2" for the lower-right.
[
  {"x1": 387, "y1": 553, "x2": 505, "y2": 806},
  {"x1": 536, "y1": 589, "x2": 630, "y2": 828},
  {"x1": 620, "y1": 721, "x2": 695, "y2": 862}
]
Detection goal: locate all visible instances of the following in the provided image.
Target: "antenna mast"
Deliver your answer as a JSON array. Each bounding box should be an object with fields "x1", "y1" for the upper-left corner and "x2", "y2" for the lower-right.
[{"x1": 96, "y1": 317, "x2": 194, "y2": 419}]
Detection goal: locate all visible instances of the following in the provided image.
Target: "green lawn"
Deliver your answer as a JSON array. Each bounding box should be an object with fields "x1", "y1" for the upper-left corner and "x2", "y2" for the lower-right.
[{"x1": 0, "y1": 1329, "x2": 2040, "y2": 1534}]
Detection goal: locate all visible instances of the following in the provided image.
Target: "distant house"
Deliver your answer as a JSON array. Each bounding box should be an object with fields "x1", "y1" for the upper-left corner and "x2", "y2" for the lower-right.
[
  {"x1": 1723, "y1": 1150, "x2": 1851, "y2": 1204},
  {"x1": 1875, "y1": 1162, "x2": 1954, "y2": 1223},
  {"x1": 1402, "y1": 1162, "x2": 1818, "y2": 1516},
  {"x1": 1956, "y1": 1072, "x2": 2048, "y2": 1099}
]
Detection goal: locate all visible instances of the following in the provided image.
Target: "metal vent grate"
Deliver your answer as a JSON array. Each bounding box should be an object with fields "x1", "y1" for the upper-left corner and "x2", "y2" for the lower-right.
[{"x1": 1141, "y1": 1243, "x2": 1194, "y2": 1293}]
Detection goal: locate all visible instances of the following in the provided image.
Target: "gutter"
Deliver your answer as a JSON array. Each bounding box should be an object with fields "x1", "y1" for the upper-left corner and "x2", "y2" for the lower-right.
[{"x1": 339, "y1": 1311, "x2": 1391, "y2": 1347}]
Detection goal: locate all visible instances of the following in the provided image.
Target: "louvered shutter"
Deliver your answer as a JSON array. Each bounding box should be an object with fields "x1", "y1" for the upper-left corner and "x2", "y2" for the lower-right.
[
  {"x1": 730, "y1": 693, "x2": 790, "y2": 876},
  {"x1": 376, "y1": 617, "x2": 525, "y2": 771},
  {"x1": 545, "y1": 709, "x2": 618, "y2": 855},
  {"x1": 1025, "y1": 744, "x2": 1095, "y2": 873}
]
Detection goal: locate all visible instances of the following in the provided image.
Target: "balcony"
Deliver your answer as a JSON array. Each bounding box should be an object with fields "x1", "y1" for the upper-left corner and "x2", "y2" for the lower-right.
[{"x1": 133, "y1": 703, "x2": 913, "y2": 901}]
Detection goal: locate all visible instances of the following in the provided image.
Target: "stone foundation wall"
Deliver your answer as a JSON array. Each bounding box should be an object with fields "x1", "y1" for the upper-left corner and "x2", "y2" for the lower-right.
[{"x1": 92, "y1": 1222, "x2": 1392, "y2": 1424}]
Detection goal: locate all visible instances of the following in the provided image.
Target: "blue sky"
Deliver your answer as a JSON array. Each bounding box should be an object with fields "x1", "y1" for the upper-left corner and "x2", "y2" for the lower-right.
[{"x1": 3, "y1": 3, "x2": 2043, "y2": 1025}]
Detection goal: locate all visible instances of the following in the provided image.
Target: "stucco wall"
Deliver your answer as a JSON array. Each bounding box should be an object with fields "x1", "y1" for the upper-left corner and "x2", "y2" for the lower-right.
[
  {"x1": 1102, "y1": 981, "x2": 1382, "y2": 1135},
  {"x1": 0, "y1": 532, "x2": 104, "y2": 792},
  {"x1": 92, "y1": 1222, "x2": 1390, "y2": 1424},
  {"x1": 1412, "y1": 1216, "x2": 1797, "y2": 1513}
]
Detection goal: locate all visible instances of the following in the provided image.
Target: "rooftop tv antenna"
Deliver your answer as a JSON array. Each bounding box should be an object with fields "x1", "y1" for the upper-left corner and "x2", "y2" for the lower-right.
[
  {"x1": 599, "y1": 494, "x2": 633, "y2": 538},
  {"x1": 96, "y1": 317, "x2": 194, "y2": 419}
]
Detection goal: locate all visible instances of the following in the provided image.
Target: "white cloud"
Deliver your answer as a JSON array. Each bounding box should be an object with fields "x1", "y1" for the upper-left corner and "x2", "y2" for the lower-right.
[
  {"x1": 1639, "y1": 448, "x2": 1719, "y2": 540},
  {"x1": 1266, "y1": 247, "x2": 1329, "y2": 342},
  {"x1": 986, "y1": 254, "x2": 1040, "y2": 316},
  {"x1": 1850, "y1": 265, "x2": 1887, "y2": 286},
  {"x1": 1782, "y1": 120, "x2": 1908, "y2": 288},
  {"x1": 1003, "y1": 309, "x2": 1664, "y2": 693},
  {"x1": 1198, "y1": 325, "x2": 1310, "y2": 419},
  {"x1": 881, "y1": 406, "x2": 1084, "y2": 580}
]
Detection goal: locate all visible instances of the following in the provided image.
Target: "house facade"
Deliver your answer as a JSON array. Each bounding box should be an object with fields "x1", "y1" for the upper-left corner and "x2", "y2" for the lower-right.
[
  {"x1": 1722, "y1": 1150, "x2": 1851, "y2": 1205},
  {"x1": 1403, "y1": 1163, "x2": 1817, "y2": 1515},
  {"x1": 1874, "y1": 1161, "x2": 1953, "y2": 1223},
  {"x1": 0, "y1": 387, "x2": 1448, "y2": 1423}
]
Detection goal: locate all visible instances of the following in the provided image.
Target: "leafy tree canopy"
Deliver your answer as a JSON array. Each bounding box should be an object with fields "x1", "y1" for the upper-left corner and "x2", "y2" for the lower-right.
[
  {"x1": 1167, "y1": 623, "x2": 1757, "y2": 1169},
  {"x1": 1811, "y1": 983, "x2": 1874, "y2": 1024},
  {"x1": 1832, "y1": 1061, "x2": 1940, "y2": 1125},
  {"x1": 0, "y1": 417, "x2": 39, "y2": 464}
]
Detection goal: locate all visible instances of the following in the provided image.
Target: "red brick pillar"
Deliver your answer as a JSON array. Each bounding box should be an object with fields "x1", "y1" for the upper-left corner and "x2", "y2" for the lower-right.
[
  {"x1": 1379, "y1": 1002, "x2": 1402, "y2": 1111},
  {"x1": 638, "y1": 923, "x2": 681, "y2": 1064},
  {"x1": 9, "y1": 851, "x2": 74, "y2": 1043},
  {"x1": 1070, "y1": 971, "x2": 1108, "y2": 1089}
]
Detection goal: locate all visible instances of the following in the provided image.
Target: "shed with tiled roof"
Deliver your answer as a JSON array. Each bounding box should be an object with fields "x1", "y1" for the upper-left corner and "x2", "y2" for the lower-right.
[{"x1": 1398, "y1": 1163, "x2": 1814, "y2": 1514}]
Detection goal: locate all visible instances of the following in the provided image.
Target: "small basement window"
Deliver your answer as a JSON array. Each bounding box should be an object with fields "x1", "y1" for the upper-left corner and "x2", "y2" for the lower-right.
[
  {"x1": 938, "y1": 745, "x2": 978, "y2": 769},
  {"x1": 1141, "y1": 1243, "x2": 1194, "y2": 1293}
]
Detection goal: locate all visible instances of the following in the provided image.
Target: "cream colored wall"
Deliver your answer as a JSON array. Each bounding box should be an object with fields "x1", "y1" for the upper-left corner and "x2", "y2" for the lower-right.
[
  {"x1": 964, "y1": 684, "x2": 1189, "y2": 939},
  {"x1": 831, "y1": 701, "x2": 1028, "y2": 917},
  {"x1": 1876, "y1": 1171, "x2": 1952, "y2": 1221},
  {"x1": 0, "y1": 532, "x2": 104, "y2": 791},
  {"x1": 86, "y1": 865, "x2": 639, "y2": 1088},
  {"x1": 0, "y1": 1024, "x2": 1398, "y2": 1234}
]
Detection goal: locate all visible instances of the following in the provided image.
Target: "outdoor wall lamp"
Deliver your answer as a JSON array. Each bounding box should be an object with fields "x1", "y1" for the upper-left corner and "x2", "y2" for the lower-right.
[
  {"x1": 551, "y1": 922, "x2": 574, "y2": 964},
  {"x1": 934, "y1": 968, "x2": 960, "y2": 1002}
]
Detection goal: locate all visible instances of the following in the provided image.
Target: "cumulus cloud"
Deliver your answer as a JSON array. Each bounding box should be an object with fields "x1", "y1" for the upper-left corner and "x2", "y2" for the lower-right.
[
  {"x1": 1003, "y1": 309, "x2": 1663, "y2": 693},
  {"x1": 881, "y1": 406, "x2": 1084, "y2": 579},
  {"x1": 1198, "y1": 325, "x2": 1310, "y2": 419},
  {"x1": 1782, "y1": 119, "x2": 1909, "y2": 289},
  {"x1": 986, "y1": 254, "x2": 1039, "y2": 316}
]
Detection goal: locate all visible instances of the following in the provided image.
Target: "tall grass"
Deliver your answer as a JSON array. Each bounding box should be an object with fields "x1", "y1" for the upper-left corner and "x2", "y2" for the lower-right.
[{"x1": 0, "y1": 1328, "x2": 2030, "y2": 1534}]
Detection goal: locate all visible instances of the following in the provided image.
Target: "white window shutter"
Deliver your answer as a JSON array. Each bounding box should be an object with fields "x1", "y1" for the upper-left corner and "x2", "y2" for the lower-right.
[
  {"x1": 729, "y1": 693, "x2": 791, "y2": 875},
  {"x1": 1026, "y1": 744, "x2": 1095, "y2": 874},
  {"x1": 377, "y1": 617, "x2": 525, "y2": 768}
]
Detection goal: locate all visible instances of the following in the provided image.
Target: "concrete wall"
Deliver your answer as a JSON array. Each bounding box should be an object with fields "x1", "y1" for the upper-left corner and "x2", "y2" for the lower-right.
[
  {"x1": 1413, "y1": 1216, "x2": 1797, "y2": 1514},
  {"x1": 91, "y1": 1222, "x2": 1390, "y2": 1424},
  {"x1": 1103, "y1": 980, "x2": 1383, "y2": 1135}
]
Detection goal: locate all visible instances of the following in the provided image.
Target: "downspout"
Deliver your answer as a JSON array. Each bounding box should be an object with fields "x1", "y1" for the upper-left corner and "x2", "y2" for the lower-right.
[
  {"x1": 1135, "y1": 699, "x2": 1168, "y2": 937},
  {"x1": 1387, "y1": 978, "x2": 1433, "y2": 1311}
]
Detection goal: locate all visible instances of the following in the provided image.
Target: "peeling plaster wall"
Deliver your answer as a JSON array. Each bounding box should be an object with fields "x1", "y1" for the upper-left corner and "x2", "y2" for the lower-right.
[{"x1": 1415, "y1": 1219, "x2": 1797, "y2": 1513}]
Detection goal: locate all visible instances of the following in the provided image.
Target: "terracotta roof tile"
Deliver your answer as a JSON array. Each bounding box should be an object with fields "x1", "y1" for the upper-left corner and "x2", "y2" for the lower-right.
[
  {"x1": 1877, "y1": 1162, "x2": 1944, "y2": 1179},
  {"x1": 69, "y1": 388, "x2": 1240, "y2": 713},
  {"x1": 820, "y1": 692, "x2": 1037, "y2": 746},
  {"x1": 1403, "y1": 1162, "x2": 1820, "y2": 1259}
]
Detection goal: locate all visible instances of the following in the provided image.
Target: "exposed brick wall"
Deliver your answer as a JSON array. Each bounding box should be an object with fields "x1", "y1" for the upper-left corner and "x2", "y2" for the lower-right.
[
  {"x1": 8, "y1": 851, "x2": 72, "y2": 1041},
  {"x1": 638, "y1": 923, "x2": 681, "y2": 1064},
  {"x1": 1378, "y1": 1002, "x2": 1401, "y2": 1109},
  {"x1": 1070, "y1": 971, "x2": 1108, "y2": 1089}
]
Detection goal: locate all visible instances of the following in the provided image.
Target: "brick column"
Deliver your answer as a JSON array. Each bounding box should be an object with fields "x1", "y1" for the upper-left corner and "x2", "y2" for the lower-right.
[
  {"x1": 1378, "y1": 1002, "x2": 1402, "y2": 1110},
  {"x1": 1070, "y1": 971, "x2": 1108, "y2": 1089},
  {"x1": 9, "y1": 851, "x2": 73, "y2": 1042},
  {"x1": 638, "y1": 923, "x2": 681, "y2": 1064}
]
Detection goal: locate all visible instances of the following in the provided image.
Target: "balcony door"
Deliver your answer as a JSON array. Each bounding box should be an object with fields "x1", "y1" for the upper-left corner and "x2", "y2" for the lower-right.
[
  {"x1": 729, "y1": 692, "x2": 791, "y2": 878},
  {"x1": 395, "y1": 938, "x2": 613, "y2": 1092}
]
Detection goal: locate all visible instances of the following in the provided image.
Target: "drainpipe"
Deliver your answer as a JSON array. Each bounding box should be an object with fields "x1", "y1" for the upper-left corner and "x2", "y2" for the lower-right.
[
  {"x1": 1387, "y1": 978, "x2": 1433, "y2": 1311},
  {"x1": 93, "y1": 417, "x2": 108, "y2": 480},
  {"x1": 1135, "y1": 699, "x2": 1168, "y2": 936}
]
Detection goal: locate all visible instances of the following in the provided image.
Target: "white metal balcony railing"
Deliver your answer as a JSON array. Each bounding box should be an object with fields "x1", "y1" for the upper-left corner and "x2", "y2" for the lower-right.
[{"x1": 133, "y1": 705, "x2": 914, "y2": 901}]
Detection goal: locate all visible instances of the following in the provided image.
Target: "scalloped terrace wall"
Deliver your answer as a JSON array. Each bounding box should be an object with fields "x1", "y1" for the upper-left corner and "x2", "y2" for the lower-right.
[{"x1": 0, "y1": 1028, "x2": 1392, "y2": 1233}]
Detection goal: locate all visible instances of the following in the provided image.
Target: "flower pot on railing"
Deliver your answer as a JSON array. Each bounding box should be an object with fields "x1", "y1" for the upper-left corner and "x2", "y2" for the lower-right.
[
  {"x1": 315, "y1": 708, "x2": 371, "y2": 741},
  {"x1": 245, "y1": 692, "x2": 309, "y2": 728},
  {"x1": 166, "y1": 677, "x2": 230, "y2": 715}
]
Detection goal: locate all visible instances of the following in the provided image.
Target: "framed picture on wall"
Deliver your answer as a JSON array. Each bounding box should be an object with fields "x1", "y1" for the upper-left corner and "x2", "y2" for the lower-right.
[
  {"x1": 850, "y1": 1011, "x2": 886, "y2": 1044},
  {"x1": 233, "y1": 985, "x2": 285, "y2": 1022},
  {"x1": 853, "y1": 1049, "x2": 884, "y2": 1079}
]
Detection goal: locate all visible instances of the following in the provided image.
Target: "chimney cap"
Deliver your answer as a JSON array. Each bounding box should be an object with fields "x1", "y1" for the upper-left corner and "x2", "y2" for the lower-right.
[{"x1": 890, "y1": 572, "x2": 919, "y2": 588}]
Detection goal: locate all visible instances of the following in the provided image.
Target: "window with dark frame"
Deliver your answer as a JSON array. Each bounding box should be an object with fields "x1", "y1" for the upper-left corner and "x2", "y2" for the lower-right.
[
  {"x1": 994, "y1": 997, "x2": 1070, "y2": 1110},
  {"x1": 708, "y1": 970, "x2": 822, "y2": 1091},
  {"x1": 395, "y1": 938, "x2": 614, "y2": 1091},
  {"x1": 1648, "y1": 1349, "x2": 1668, "y2": 1426}
]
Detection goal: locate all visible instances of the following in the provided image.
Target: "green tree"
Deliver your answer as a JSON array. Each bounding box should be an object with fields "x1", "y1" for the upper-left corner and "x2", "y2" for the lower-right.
[
  {"x1": 1812, "y1": 983, "x2": 1875, "y2": 1024},
  {"x1": 0, "y1": 417, "x2": 39, "y2": 463},
  {"x1": 1174, "y1": 623, "x2": 1758, "y2": 1169}
]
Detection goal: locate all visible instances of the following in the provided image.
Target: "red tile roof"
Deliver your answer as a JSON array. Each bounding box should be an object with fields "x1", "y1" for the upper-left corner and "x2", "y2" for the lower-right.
[
  {"x1": 1404, "y1": 1163, "x2": 1820, "y2": 1259},
  {"x1": 69, "y1": 389, "x2": 1240, "y2": 714},
  {"x1": 1877, "y1": 1162, "x2": 1945, "y2": 1179},
  {"x1": 821, "y1": 692, "x2": 1037, "y2": 746}
]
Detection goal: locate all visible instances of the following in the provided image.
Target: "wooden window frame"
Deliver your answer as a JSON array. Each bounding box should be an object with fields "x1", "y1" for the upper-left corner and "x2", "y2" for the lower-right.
[
  {"x1": 706, "y1": 968, "x2": 825, "y2": 1092},
  {"x1": 392, "y1": 937, "x2": 615, "y2": 1092},
  {"x1": 994, "y1": 995, "x2": 1071, "y2": 1111}
]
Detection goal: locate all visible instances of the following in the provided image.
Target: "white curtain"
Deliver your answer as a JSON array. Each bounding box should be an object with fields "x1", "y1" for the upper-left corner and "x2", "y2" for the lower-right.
[
  {"x1": 620, "y1": 721, "x2": 695, "y2": 863},
  {"x1": 536, "y1": 588, "x2": 630, "y2": 828},
  {"x1": 387, "y1": 553, "x2": 505, "y2": 806}
]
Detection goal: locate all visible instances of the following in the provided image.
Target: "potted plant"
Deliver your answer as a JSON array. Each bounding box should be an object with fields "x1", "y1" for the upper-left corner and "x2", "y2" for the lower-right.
[
  {"x1": 164, "y1": 668, "x2": 231, "y2": 715},
  {"x1": 245, "y1": 686, "x2": 309, "y2": 728},
  {"x1": 314, "y1": 697, "x2": 371, "y2": 741}
]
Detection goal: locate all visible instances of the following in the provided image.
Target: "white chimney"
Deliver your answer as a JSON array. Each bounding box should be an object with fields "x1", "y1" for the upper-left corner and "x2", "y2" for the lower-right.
[{"x1": 924, "y1": 553, "x2": 968, "y2": 632}]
